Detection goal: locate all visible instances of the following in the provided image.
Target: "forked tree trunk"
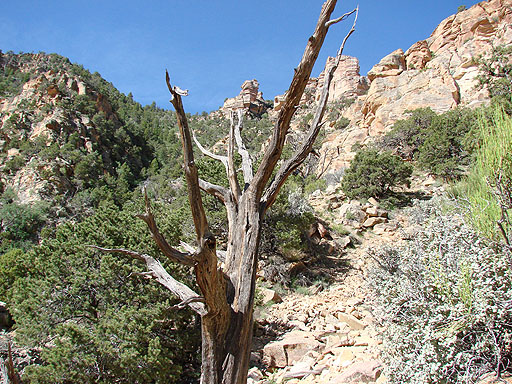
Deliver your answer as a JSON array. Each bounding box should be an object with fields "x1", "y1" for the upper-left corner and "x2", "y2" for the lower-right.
[
  {"x1": 198, "y1": 189, "x2": 264, "y2": 383},
  {"x1": 98, "y1": 2, "x2": 359, "y2": 383}
]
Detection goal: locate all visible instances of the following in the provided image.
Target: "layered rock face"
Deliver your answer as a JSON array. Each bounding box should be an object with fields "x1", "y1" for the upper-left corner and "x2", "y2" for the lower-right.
[
  {"x1": 314, "y1": 55, "x2": 369, "y2": 103},
  {"x1": 315, "y1": 0, "x2": 512, "y2": 173},
  {"x1": 274, "y1": 55, "x2": 369, "y2": 112},
  {"x1": 221, "y1": 79, "x2": 269, "y2": 117}
]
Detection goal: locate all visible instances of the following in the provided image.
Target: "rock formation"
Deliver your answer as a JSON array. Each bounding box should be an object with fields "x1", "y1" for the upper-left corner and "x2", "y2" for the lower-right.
[
  {"x1": 308, "y1": 0, "x2": 512, "y2": 174},
  {"x1": 221, "y1": 79, "x2": 269, "y2": 117}
]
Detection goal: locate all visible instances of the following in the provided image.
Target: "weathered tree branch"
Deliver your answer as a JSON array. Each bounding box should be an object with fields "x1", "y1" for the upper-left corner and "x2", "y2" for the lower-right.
[
  {"x1": 232, "y1": 109, "x2": 253, "y2": 187},
  {"x1": 199, "y1": 178, "x2": 230, "y2": 203},
  {"x1": 250, "y1": 0, "x2": 347, "y2": 200},
  {"x1": 335, "y1": 6, "x2": 358, "y2": 58},
  {"x1": 136, "y1": 190, "x2": 196, "y2": 266},
  {"x1": 262, "y1": 6, "x2": 359, "y2": 210},
  {"x1": 173, "y1": 296, "x2": 206, "y2": 310},
  {"x1": 227, "y1": 112, "x2": 242, "y2": 202},
  {"x1": 87, "y1": 245, "x2": 207, "y2": 316},
  {"x1": 166, "y1": 70, "x2": 229, "y2": 324},
  {"x1": 325, "y1": 8, "x2": 357, "y2": 27},
  {"x1": 179, "y1": 241, "x2": 196, "y2": 253},
  {"x1": 166, "y1": 70, "x2": 211, "y2": 243},
  {"x1": 192, "y1": 130, "x2": 229, "y2": 168}
]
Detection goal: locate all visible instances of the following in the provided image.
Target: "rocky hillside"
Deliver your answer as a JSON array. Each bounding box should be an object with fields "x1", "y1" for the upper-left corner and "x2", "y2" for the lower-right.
[
  {"x1": 1, "y1": 0, "x2": 511, "y2": 382},
  {"x1": 0, "y1": 52, "x2": 176, "y2": 208}
]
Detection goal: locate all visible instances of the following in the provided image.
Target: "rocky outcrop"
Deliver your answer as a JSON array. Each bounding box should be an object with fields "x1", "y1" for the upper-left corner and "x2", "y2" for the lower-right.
[
  {"x1": 309, "y1": 0, "x2": 512, "y2": 173},
  {"x1": 274, "y1": 55, "x2": 369, "y2": 112},
  {"x1": 405, "y1": 40, "x2": 432, "y2": 70},
  {"x1": 221, "y1": 79, "x2": 269, "y2": 117},
  {"x1": 317, "y1": 56, "x2": 370, "y2": 101},
  {"x1": 367, "y1": 49, "x2": 406, "y2": 81}
]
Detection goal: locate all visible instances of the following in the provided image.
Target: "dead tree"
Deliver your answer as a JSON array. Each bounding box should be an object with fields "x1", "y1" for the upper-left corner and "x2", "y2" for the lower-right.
[{"x1": 96, "y1": 1, "x2": 358, "y2": 383}]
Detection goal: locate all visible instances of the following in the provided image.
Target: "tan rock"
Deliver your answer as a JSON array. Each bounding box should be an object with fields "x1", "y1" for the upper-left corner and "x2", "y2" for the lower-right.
[
  {"x1": 334, "y1": 349, "x2": 355, "y2": 368},
  {"x1": 354, "y1": 334, "x2": 376, "y2": 347},
  {"x1": 362, "y1": 217, "x2": 386, "y2": 228},
  {"x1": 338, "y1": 202, "x2": 366, "y2": 224},
  {"x1": 263, "y1": 331, "x2": 325, "y2": 368},
  {"x1": 324, "y1": 334, "x2": 354, "y2": 351},
  {"x1": 316, "y1": 55, "x2": 370, "y2": 101},
  {"x1": 405, "y1": 40, "x2": 432, "y2": 70},
  {"x1": 337, "y1": 313, "x2": 366, "y2": 331},
  {"x1": 331, "y1": 360, "x2": 382, "y2": 383},
  {"x1": 367, "y1": 49, "x2": 406, "y2": 81},
  {"x1": 361, "y1": 68, "x2": 459, "y2": 136},
  {"x1": 247, "y1": 367, "x2": 263, "y2": 381},
  {"x1": 365, "y1": 206, "x2": 379, "y2": 217},
  {"x1": 222, "y1": 79, "x2": 268, "y2": 116},
  {"x1": 367, "y1": 197, "x2": 379, "y2": 207},
  {"x1": 261, "y1": 288, "x2": 283, "y2": 305},
  {"x1": 339, "y1": 236, "x2": 352, "y2": 249},
  {"x1": 6, "y1": 148, "x2": 20, "y2": 158},
  {"x1": 346, "y1": 298, "x2": 363, "y2": 306},
  {"x1": 373, "y1": 223, "x2": 391, "y2": 235}
]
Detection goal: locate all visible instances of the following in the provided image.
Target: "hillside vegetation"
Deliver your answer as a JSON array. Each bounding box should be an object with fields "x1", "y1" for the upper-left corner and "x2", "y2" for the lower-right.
[{"x1": 0, "y1": 19, "x2": 511, "y2": 383}]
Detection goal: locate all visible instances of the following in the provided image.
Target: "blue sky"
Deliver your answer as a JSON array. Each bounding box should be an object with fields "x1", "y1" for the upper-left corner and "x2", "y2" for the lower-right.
[{"x1": 1, "y1": 1, "x2": 482, "y2": 113}]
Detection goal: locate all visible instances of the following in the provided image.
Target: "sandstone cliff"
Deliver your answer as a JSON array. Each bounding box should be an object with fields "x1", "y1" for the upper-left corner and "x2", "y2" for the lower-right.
[{"x1": 313, "y1": 0, "x2": 512, "y2": 173}]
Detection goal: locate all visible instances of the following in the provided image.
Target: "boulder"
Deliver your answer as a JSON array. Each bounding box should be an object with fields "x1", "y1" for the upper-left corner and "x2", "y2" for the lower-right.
[
  {"x1": 339, "y1": 236, "x2": 352, "y2": 249},
  {"x1": 368, "y1": 197, "x2": 379, "y2": 207},
  {"x1": 373, "y1": 221, "x2": 398, "y2": 235},
  {"x1": 337, "y1": 312, "x2": 366, "y2": 330},
  {"x1": 362, "y1": 217, "x2": 386, "y2": 228},
  {"x1": 263, "y1": 331, "x2": 325, "y2": 368},
  {"x1": 247, "y1": 367, "x2": 263, "y2": 381},
  {"x1": 261, "y1": 288, "x2": 283, "y2": 305},
  {"x1": 365, "y1": 206, "x2": 379, "y2": 217},
  {"x1": 331, "y1": 360, "x2": 382, "y2": 383},
  {"x1": 338, "y1": 202, "x2": 366, "y2": 224}
]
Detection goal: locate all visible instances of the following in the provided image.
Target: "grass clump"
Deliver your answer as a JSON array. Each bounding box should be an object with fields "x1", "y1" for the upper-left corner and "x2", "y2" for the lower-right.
[{"x1": 464, "y1": 105, "x2": 512, "y2": 242}]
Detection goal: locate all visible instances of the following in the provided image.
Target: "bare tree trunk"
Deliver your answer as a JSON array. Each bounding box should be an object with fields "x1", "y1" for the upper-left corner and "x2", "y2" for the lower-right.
[{"x1": 97, "y1": 1, "x2": 359, "y2": 383}]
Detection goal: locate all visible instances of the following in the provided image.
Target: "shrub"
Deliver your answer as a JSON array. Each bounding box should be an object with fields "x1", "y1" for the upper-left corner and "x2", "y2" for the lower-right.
[
  {"x1": 341, "y1": 149, "x2": 412, "y2": 199},
  {"x1": 464, "y1": 105, "x2": 512, "y2": 242},
  {"x1": 416, "y1": 108, "x2": 477, "y2": 178},
  {"x1": 7, "y1": 201, "x2": 201, "y2": 383},
  {"x1": 367, "y1": 197, "x2": 512, "y2": 383},
  {"x1": 378, "y1": 107, "x2": 478, "y2": 179},
  {"x1": 261, "y1": 176, "x2": 316, "y2": 263},
  {"x1": 0, "y1": 189, "x2": 49, "y2": 252},
  {"x1": 376, "y1": 108, "x2": 436, "y2": 161}
]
